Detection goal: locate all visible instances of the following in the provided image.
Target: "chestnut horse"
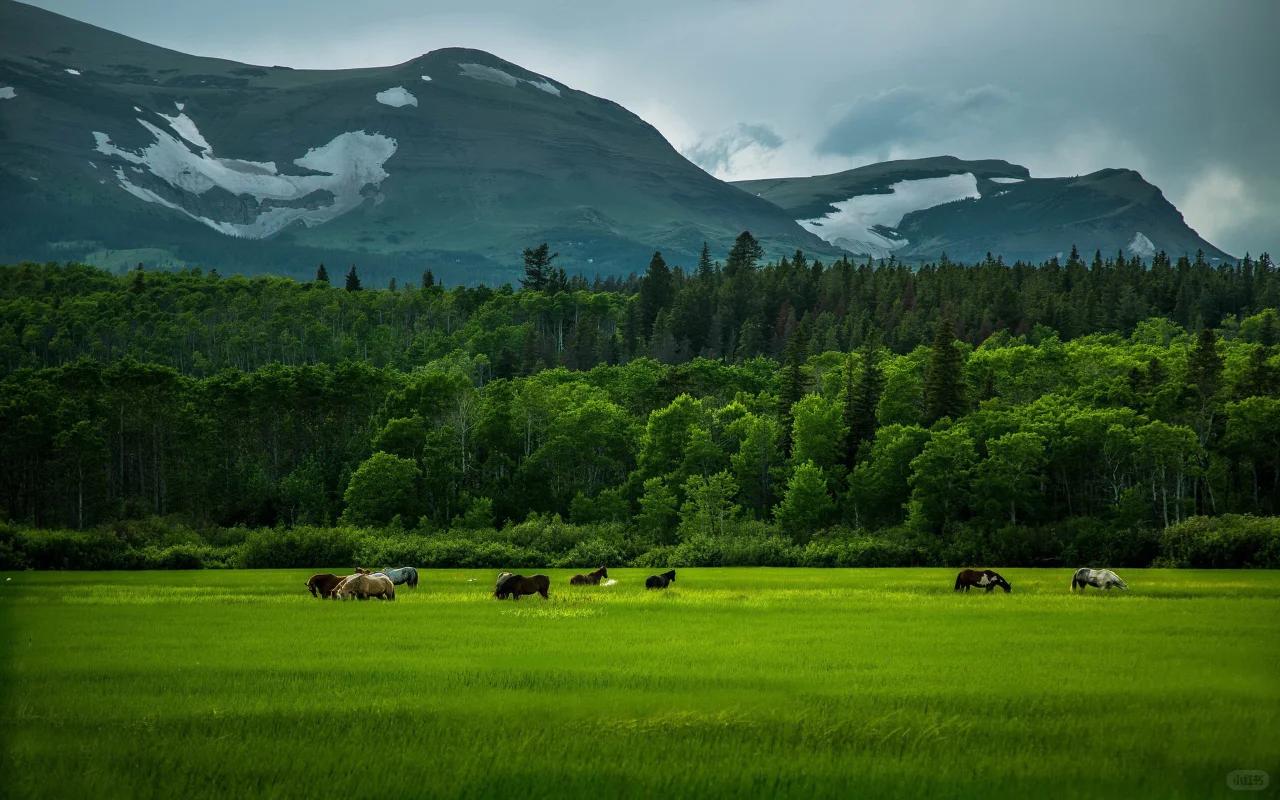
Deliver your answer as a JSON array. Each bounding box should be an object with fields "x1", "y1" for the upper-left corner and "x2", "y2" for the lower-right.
[
  {"x1": 954, "y1": 569, "x2": 1011, "y2": 593},
  {"x1": 494, "y1": 573, "x2": 550, "y2": 600},
  {"x1": 645, "y1": 570, "x2": 676, "y2": 589},
  {"x1": 306, "y1": 573, "x2": 345, "y2": 599},
  {"x1": 570, "y1": 567, "x2": 608, "y2": 585}
]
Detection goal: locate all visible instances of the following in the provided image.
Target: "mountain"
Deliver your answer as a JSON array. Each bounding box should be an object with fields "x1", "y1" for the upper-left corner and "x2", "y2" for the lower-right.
[
  {"x1": 733, "y1": 156, "x2": 1234, "y2": 264},
  {"x1": 0, "y1": 0, "x2": 835, "y2": 283}
]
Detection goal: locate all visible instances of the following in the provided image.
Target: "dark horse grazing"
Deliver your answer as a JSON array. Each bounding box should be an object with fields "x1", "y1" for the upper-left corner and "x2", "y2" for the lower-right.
[
  {"x1": 645, "y1": 570, "x2": 676, "y2": 589},
  {"x1": 570, "y1": 567, "x2": 608, "y2": 585},
  {"x1": 494, "y1": 573, "x2": 550, "y2": 600},
  {"x1": 954, "y1": 569, "x2": 1011, "y2": 593},
  {"x1": 306, "y1": 573, "x2": 345, "y2": 599}
]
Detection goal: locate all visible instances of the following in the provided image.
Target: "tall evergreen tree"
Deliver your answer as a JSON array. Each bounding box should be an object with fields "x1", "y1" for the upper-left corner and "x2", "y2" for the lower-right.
[
  {"x1": 924, "y1": 318, "x2": 966, "y2": 425},
  {"x1": 777, "y1": 316, "x2": 811, "y2": 455},
  {"x1": 843, "y1": 338, "x2": 883, "y2": 467},
  {"x1": 344, "y1": 265, "x2": 362, "y2": 292},
  {"x1": 520, "y1": 243, "x2": 558, "y2": 291},
  {"x1": 724, "y1": 231, "x2": 764, "y2": 277},
  {"x1": 640, "y1": 251, "x2": 673, "y2": 338},
  {"x1": 422, "y1": 269, "x2": 435, "y2": 288},
  {"x1": 697, "y1": 242, "x2": 715, "y2": 282},
  {"x1": 316, "y1": 263, "x2": 330, "y2": 283}
]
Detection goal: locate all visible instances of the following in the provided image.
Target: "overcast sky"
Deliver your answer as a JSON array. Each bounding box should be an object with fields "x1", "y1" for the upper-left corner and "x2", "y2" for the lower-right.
[{"x1": 28, "y1": 0, "x2": 1280, "y2": 256}]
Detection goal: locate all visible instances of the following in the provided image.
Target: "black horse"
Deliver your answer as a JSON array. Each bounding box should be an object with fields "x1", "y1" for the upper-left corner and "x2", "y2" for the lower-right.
[
  {"x1": 645, "y1": 570, "x2": 676, "y2": 589},
  {"x1": 494, "y1": 573, "x2": 550, "y2": 600},
  {"x1": 954, "y1": 569, "x2": 1011, "y2": 593}
]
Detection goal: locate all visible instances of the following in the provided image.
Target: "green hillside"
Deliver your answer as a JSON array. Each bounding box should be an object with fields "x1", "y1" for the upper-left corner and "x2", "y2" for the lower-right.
[{"x1": 0, "y1": 0, "x2": 835, "y2": 283}]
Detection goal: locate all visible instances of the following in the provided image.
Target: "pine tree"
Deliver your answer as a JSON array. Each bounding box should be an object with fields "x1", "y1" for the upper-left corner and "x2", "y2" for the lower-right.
[
  {"x1": 422, "y1": 269, "x2": 435, "y2": 288},
  {"x1": 344, "y1": 265, "x2": 362, "y2": 292},
  {"x1": 724, "y1": 231, "x2": 764, "y2": 277},
  {"x1": 697, "y1": 242, "x2": 714, "y2": 282},
  {"x1": 843, "y1": 338, "x2": 883, "y2": 468},
  {"x1": 130, "y1": 264, "x2": 145, "y2": 294},
  {"x1": 521, "y1": 243, "x2": 558, "y2": 291},
  {"x1": 316, "y1": 263, "x2": 330, "y2": 283},
  {"x1": 388, "y1": 277, "x2": 397, "y2": 292},
  {"x1": 777, "y1": 316, "x2": 811, "y2": 455},
  {"x1": 924, "y1": 318, "x2": 966, "y2": 425},
  {"x1": 1188, "y1": 327, "x2": 1223, "y2": 402},
  {"x1": 640, "y1": 251, "x2": 672, "y2": 338}
]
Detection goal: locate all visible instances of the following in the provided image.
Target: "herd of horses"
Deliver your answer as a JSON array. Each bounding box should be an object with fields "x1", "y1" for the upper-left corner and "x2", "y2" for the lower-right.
[{"x1": 305, "y1": 565, "x2": 1130, "y2": 601}]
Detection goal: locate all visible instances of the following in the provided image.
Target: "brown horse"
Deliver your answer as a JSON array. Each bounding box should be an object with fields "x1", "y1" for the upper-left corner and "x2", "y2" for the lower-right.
[
  {"x1": 954, "y1": 569, "x2": 1011, "y2": 593},
  {"x1": 494, "y1": 573, "x2": 550, "y2": 600},
  {"x1": 334, "y1": 573, "x2": 396, "y2": 601},
  {"x1": 306, "y1": 573, "x2": 345, "y2": 599},
  {"x1": 353, "y1": 567, "x2": 374, "y2": 575},
  {"x1": 569, "y1": 566, "x2": 608, "y2": 585}
]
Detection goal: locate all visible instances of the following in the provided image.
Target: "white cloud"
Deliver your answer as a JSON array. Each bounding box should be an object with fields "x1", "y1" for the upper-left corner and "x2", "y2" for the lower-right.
[{"x1": 1178, "y1": 167, "x2": 1260, "y2": 244}]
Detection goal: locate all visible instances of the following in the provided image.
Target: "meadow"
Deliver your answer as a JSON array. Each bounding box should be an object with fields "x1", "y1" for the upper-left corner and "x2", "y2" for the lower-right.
[{"x1": 2, "y1": 568, "x2": 1278, "y2": 799}]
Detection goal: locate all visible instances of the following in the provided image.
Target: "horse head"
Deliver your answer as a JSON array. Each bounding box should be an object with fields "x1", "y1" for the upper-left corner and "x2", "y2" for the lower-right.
[{"x1": 996, "y1": 575, "x2": 1011, "y2": 593}]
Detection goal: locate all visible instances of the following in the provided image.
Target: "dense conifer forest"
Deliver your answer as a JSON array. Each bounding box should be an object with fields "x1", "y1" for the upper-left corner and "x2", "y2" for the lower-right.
[{"x1": 2, "y1": 234, "x2": 1278, "y2": 569}]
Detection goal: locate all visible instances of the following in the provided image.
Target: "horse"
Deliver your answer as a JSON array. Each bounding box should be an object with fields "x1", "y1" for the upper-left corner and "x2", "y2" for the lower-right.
[
  {"x1": 353, "y1": 567, "x2": 374, "y2": 575},
  {"x1": 306, "y1": 573, "x2": 344, "y2": 599},
  {"x1": 493, "y1": 573, "x2": 550, "y2": 600},
  {"x1": 645, "y1": 570, "x2": 676, "y2": 589},
  {"x1": 1071, "y1": 568, "x2": 1128, "y2": 591},
  {"x1": 569, "y1": 567, "x2": 608, "y2": 585},
  {"x1": 381, "y1": 566, "x2": 419, "y2": 588},
  {"x1": 954, "y1": 569, "x2": 1011, "y2": 593},
  {"x1": 334, "y1": 573, "x2": 396, "y2": 601}
]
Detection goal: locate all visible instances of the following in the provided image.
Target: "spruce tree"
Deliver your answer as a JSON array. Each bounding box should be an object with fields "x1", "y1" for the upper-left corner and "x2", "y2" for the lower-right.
[
  {"x1": 344, "y1": 265, "x2": 362, "y2": 292},
  {"x1": 422, "y1": 269, "x2": 435, "y2": 288},
  {"x1": 640, "y1": 251, "x2": 672, "y2": 339},
  {"x1": 777, "y1": 316, "x2": 811, "y2": 455},
  {"x1": 1188, "y1": 327, "x2": 1223, "y2": 402},
  {"x1": 520, "y1": 243, "x2": 558, "y2": 291},
  {"x1": 843, "y1": 337, "x2": 883, "y2": 467},
  {"x1": 724, "y1": 231, "x2": 764, "y2": 277},
  {"x1": 388, "y1": 277, "x2": 397, "y2": 292},
  {"x1": 697, "y1": 242, "x2": 714, "y2": 282},
  {"x1": 924, "y1": 318, "x2": 966, "y2": 425},
  {"x1": 316, "y1": 263, "x2": 330, "y2": 283}
]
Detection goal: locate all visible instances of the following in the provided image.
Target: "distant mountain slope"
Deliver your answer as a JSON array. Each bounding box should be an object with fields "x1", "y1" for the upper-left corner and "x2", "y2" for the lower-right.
[
  {"x1": 733, "y1": 156, "x2": 1234, "y2": 263},
  {"x1": 0, "y1": 0, "x2": 835, "y2": 282}
]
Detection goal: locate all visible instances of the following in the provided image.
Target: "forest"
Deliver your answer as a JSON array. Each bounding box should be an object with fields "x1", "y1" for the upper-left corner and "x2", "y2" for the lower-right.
[{"x1": 1, "y1": 234, "x2": 1278, "y2": 570}]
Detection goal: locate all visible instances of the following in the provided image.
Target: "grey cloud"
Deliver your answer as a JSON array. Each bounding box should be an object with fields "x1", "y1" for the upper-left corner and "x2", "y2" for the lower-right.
[
  {"x1": 682, "y1": 123, "x2": 784, "y2": 175},
  {"x1": 817, "y1": 86, "x2": 1015, "y2": 158}
]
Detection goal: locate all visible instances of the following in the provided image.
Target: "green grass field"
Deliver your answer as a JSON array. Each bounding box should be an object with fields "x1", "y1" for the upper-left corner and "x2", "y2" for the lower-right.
[{"x1": 2, "y1": 568, "x2": 1277, "y2": 799}]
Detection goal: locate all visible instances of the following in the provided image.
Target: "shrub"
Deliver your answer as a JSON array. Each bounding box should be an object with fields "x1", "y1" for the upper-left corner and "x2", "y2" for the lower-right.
[{"x1": 1160, "y1": 515, "x2": 1280, "y2": 568}]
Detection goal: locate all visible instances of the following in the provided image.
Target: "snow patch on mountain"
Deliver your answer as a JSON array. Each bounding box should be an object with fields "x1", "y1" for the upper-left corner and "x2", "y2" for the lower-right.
[
  {"x1": 92, "y1": 113, "x2": 396, "y2": 239},
  {"x1": 0, "y1": 87, "x2": 15, "y2": 100},
  {"x1": 65, "y1": 68, "x2": 80, "y2": 76},
  {"x1": 1126, "y1": 232, "x2": 1156, "y2": 258},
  {"x1": 159, "y1": 111, "x2": 212, "y2": 153},
  {"x1": 799, "y1": 173, "x2": 981, "y2": 258},
  {"x1": 458, "y1": 63, "x2": 560, "y2": 96},
  {"x1": 376, "y1": 87, "x2": 417, "y2": 108},
  {"x1": 421, "y1": 75, "x2": 432, "y2": 81},
  {"x1": 989, "y1": 177, "x2": 1023, "y2": 184}
]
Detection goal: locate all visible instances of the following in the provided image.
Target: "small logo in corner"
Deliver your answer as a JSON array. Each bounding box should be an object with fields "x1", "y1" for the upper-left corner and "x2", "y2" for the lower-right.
[{"x1": 1227, "y1": 771, "x2": 1270, "y2": 791}]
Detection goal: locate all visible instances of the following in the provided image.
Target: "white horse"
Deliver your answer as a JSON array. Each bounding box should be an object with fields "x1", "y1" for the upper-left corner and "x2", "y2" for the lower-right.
[{"x1": 1071, "y1": 568, "x2": 1128, "y2": 591}]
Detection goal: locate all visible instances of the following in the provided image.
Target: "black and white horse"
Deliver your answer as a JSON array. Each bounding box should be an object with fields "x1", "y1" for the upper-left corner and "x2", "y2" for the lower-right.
[
  {"x1": 954, "y1": 569, "x2": 1011, "y2": 593},
  {"x1": 1071, "y1": 568, "x2": 1127, "y2": 591}
]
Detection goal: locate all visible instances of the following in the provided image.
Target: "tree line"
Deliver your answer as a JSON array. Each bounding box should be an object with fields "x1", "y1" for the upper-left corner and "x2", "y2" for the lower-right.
[{"x1": 1, "y1": 241, "x2": 1277, "y2": 566}]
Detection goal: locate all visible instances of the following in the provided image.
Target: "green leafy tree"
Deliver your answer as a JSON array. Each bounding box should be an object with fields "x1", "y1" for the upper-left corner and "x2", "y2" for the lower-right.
[
  {"x1": 638, "y1": 477, "x2": 679, "y2": 543},
  {"x1": 679, "y1": 470, "x2": 739, "y2": 538},
  {"x1": 973, "y1": 431, "x2": 1047, "y2": 527},
  {"x1": 341, "y1": 452, "x2": 419, "y2": 526},
  {"x1": 774, "y1": 461, "x2": 834, "y2": 542},
  {"x1": 907, "y1": 425, "x2": 976, "y2": 535},
  {"x1": 790, "y1": 393, "x2": 846, "y2": 474}
]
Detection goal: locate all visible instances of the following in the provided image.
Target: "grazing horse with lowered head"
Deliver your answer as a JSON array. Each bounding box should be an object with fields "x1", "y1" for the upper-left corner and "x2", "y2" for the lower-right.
[
  {"x1": 955, "y1": 569, "x2": 1011, "y2": 593},
  {"x1": 570, "y1": 567, "x2": 608, "y2": 585},
  {"x1": 494, "y1": 573, "x2": 550, "y2": 600},
  {"x1": 381, "y1": 566, "x2": 419, "y2": 588},
  {"x1": 1072, "y1": 568, "x2": 1128, "y2": 591},
  {"x1": 334, "y1": 573, "x2": 396, "y2": 601},
  {"x1": 645, "y1": 570, "x2": 676, "y2": 589},
  {"x1": 306, "y1": 573, "x2": 345, "y2": 599}
]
